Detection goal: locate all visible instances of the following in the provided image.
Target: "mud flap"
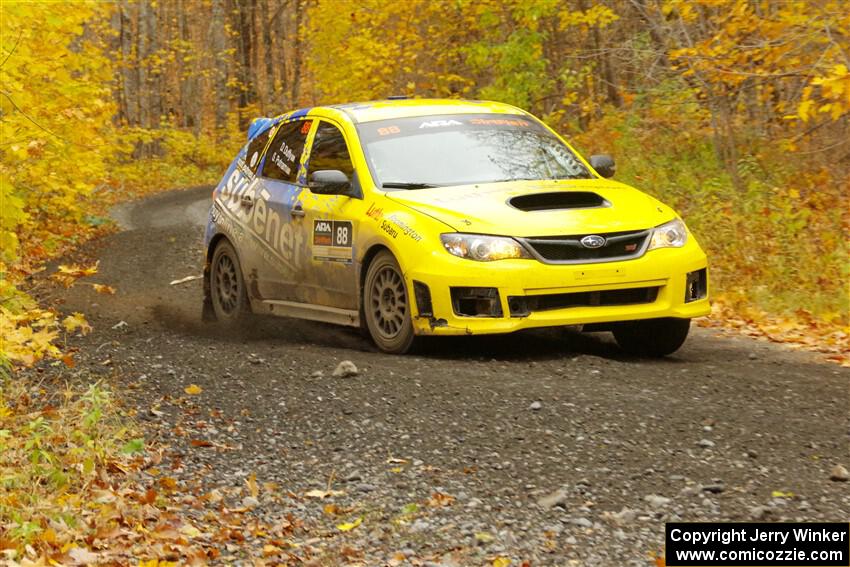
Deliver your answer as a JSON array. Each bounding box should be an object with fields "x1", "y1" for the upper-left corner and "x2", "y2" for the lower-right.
[{"x1": 201, "y1": 270, "x2": 216, "y2": 322}]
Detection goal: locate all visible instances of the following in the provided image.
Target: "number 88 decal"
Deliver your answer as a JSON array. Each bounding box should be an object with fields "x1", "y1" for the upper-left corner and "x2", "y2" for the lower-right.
[{"x1": 333, "y1": 221, "x2": 352, "y2": 247}]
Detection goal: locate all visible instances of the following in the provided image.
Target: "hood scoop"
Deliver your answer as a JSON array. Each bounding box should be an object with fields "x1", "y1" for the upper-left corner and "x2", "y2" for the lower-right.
[{"x1": 509, "y1": 191, "x2": 609, "y2": 212}]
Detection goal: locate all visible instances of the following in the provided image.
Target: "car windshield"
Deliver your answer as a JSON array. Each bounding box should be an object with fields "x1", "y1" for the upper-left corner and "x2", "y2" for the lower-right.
[{"x1": 356, "y1": 114, "x2": 592, "y2": 189}]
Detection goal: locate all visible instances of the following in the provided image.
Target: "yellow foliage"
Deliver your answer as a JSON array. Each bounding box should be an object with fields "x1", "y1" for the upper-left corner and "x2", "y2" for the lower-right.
[
  {"x1": 0, "y1": 306, "x2": 61, "y2": 370},
  {"x1": 0, "y1": 2, "x2": 116, "y2": 264},
  {"x1": 806, "y1": 64, "x2": 850, "y2": 121},
  {"x1": 305, "y1": 0, "x2": 478, "y2": 103},
  {"x1": 0, "y1": 2, "x2": 114, "y2": 370}
]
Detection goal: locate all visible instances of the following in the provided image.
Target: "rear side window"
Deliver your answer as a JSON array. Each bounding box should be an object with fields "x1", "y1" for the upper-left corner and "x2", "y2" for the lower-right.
[
  {"x1": 246, "y1": 125, "x2": 274, "y2": 173},
  {"x1": 307, "y1": 122, "x2": 355, "y2": 179},
  {"x1": 262, "y1": 120, "x2": 311, "y2": 182}
]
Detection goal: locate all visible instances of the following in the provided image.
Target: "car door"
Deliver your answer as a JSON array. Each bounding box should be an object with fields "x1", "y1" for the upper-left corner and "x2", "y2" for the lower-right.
[
  {"x1": 244, "y1": 118, "x2": 313, "y2": 302},
  {"x1": 296, "y1": 119, "x2": 364, "y2": 310}
]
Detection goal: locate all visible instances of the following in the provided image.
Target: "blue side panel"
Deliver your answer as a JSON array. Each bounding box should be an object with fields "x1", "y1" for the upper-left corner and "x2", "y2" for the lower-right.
[{"x1": 204, "y1": 147, "x2": 248, "y2": 252}]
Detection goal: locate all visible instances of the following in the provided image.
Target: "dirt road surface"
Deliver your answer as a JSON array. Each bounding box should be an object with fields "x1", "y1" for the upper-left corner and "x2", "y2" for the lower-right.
[{"x1": 40, "y1": 187, "x2": 849, "y2": 565}]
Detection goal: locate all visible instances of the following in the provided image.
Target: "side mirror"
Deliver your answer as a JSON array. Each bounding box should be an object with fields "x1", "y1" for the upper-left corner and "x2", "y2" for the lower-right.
[
  {"x1": 309, "y1": 170, "x2": 352, "y2": 195},
  {"x1": 589, "y1": 154, "x2": 615, "y2": 178}
]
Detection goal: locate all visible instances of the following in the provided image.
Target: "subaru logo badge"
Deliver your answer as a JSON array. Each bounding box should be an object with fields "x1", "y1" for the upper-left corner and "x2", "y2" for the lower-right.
[{"x1": 580, "y1": 235, "x2": 606, "y2": 248}]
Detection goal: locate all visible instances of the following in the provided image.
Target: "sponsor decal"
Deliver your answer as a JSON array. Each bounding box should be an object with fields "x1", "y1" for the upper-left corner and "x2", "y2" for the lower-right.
[
  {"x1": 215, "y1": 168, "x2": 306, "y2": 270},
  {"x1": 384, "y1": 214, "x2": 422, "y2": 242},
  {"x1": 419, "y1": 119, "x2": 462, "y2": 129},
  {"x1": 366, "y1": 202, "x2": 384, "y2": 221},
  {"x1": 469, "y1": 118, "x2": 531, "y2": 127},
  {"x1": 313, "y1": 219, "x2": 353, "y2": 263},
  {"x1": 380, "y1": 219, "x2": 398, "y2": 239}
]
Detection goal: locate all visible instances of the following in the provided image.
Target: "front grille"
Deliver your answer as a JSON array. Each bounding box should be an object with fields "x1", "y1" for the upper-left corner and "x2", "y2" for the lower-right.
[
  {"x1": 520, "y1": 229, "x2": 650, "y2": 263},
  {"x1": 508, "y1": 286, "x2": 660, "y2": 317}
]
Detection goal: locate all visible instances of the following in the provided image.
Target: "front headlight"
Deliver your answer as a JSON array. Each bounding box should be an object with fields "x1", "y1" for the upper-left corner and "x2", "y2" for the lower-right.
[
  {"x1": 648, "y1": 218, "x2": 688, "y2": 250},
  {"x1": 441, "y1": 233, "x2": 532, "y2": 261}
]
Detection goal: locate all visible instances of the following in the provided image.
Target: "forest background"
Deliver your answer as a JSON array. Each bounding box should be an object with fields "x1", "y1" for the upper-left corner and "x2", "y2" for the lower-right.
[
  {"x1": 2, "y1": 0, "x2": 849, "y2": 368},
  {"x1": 0, "y1": 0, "x2": 848, "y2": 561}
]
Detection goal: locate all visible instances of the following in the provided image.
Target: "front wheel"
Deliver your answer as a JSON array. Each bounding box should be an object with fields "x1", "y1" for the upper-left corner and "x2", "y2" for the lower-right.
[
  {"x1": 612, "y1": 317, "x2": 690, "y2": 357},
  {"x1": 363, "y1": 251, "x2": 418, "y2": 354}
]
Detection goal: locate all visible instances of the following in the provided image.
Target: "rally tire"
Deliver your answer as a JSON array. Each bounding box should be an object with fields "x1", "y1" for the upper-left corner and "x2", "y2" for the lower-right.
[
  {"x1": 209, "y1": 240, "x2": 250, "y2": 324},
  {"x1": 363, "y1": 251, "x2": 417, "y2": 354},
  {"x1": 612, "y1": 317, "x2": 690, "y2": 357}
]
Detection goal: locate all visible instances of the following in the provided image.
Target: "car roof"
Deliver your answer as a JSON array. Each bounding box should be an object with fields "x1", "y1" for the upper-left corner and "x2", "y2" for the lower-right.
[{"x1": 323, "y1": 98, "x2": 529, "y2": 123}]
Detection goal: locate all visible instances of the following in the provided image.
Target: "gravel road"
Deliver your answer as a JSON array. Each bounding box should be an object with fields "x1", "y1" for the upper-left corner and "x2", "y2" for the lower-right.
[{"x1": 40, "y1": 186, "x2": 849, "y2": 565}]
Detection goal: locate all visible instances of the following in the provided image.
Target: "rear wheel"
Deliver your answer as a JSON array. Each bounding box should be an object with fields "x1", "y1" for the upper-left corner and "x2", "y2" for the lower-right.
[
  {"x1": 612, "y1": 317, "x2": 690, "y2": 357},
  {"x1": 363, "y1": 251, "x2": 417, "y2": 354},
  {"x1": 209, "y1": 240, "x2": 249, "y2": 324}
]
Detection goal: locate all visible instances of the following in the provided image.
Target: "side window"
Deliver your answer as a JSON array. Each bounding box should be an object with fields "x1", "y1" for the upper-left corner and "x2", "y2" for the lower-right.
[
  {"x1": 262, "y1": 119, "x2": 311, "y2": 182},
  {"x1": 308, "y1": 122, "x2": 355, "y2": 179},
  {"x1": 246, "y1": 124, "x2": 274, "y2": 173}
]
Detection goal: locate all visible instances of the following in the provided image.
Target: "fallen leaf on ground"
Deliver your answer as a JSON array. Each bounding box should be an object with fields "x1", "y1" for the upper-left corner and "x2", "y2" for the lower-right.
[
  {"x1": 184, "y1": 384, "x2": 203, "y2": 395},
  {"x1": 92, "y1": 283, "x2": 117, "y2": 294},
  {"x1": 68, "y1": 546, "x2": 100, "y2": 565},
  {"x1": 62, "y1": 313, "x2": 92, "y2": 335},
  {"x1": 427, "y1": 491, "x2": 455, "y2": 507},
  {"x1": 246, "y1": 472, "x2": 259, "y2": 498},
  {"x1": 336, "y1": 517, "x2": 362, "y2": 531},
  {"x1": 305, "y1": 489, "x2": 345, "y2": 499},
  {"x1": 52, "y1": 262, "x2": 99, "y2": 287}
]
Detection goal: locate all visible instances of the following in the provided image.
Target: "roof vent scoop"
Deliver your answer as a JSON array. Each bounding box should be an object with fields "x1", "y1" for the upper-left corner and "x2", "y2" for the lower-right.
[{"x1": 509, "y1": 191, "x2": 608, "y2": 212}]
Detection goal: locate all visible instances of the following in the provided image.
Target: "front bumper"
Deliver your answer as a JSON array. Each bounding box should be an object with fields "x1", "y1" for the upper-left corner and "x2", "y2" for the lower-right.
[{"x1": 406, "y1": 243, "x2": 710, "y2": 336}]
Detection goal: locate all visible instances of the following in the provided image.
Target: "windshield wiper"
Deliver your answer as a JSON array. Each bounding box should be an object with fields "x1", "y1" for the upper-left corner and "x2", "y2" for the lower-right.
[
  {"x1": 553, "y1": 173, "x2": 593, "y2": 180},
  {"x1": 489, "y1": 177, "x2": 541, "y2": 183},
  {"x1": 381, "y1": 182, "x2": 439, "y2": 190}
]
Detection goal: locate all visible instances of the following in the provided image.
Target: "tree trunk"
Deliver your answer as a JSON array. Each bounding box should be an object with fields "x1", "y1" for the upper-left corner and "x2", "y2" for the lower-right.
[
  {"x1": 233, "y1": 0, "x2": 257, "y2": 126},
  {"x1": 117, "y1": 1, "x2": 137, "y2": 127},
  {"x1": 261, "y1": 0, "x2": 275, "y2": 111},
  {"x1": 211, "y1": 0, "x2": 229, "y2": 130},
  {"x1": 136, "y1": 0, "x2": 149, "y2": 157},
  {"x1": 290, "y1": 0, "x2": 303, "y2": 105}
]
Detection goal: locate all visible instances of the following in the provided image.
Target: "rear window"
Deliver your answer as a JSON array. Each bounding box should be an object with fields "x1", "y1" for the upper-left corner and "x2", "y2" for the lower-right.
[
  {"x1": 246, "y1": 124, "x2": 275, "y2": 173},
  {"x1": 262, "y1": 120, "x2": 312, "y2": 183}
]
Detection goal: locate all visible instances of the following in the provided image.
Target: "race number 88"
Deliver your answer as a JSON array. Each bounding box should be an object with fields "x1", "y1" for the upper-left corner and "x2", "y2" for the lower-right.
[{"x1": 333, "y1": 222, "x2": 352, "y2": 246}]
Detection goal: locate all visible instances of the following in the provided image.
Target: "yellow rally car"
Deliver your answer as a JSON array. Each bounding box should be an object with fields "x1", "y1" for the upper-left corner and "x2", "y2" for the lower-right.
[{"x1": 203, "y1": 98, "x2": 709, "y2": 355}]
